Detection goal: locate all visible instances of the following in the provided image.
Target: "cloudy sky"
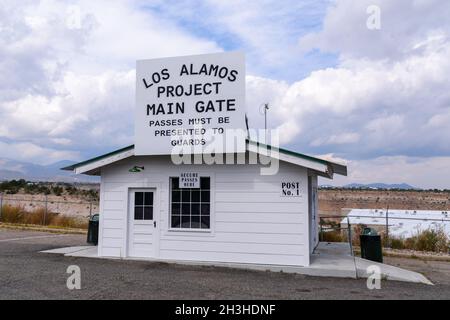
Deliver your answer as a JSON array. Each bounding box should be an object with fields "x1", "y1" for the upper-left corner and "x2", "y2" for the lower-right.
[{"x1": 0, "y1": 0, "x2": 449, "y2": 188}]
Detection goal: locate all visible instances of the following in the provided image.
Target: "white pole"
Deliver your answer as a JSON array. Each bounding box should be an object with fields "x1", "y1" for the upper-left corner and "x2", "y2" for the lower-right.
[{"x1": 264, "y1": 103, "x2": 269, "y2": 144}]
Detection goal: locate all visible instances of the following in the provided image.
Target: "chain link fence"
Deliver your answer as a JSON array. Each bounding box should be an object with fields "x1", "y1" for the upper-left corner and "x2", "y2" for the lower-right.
[
  {"x1": 320, "y1": 211, "x2": 450, "y2": 254},
  {"x1": 0, "y1": 192, "x2": 99, "y2": 227}
]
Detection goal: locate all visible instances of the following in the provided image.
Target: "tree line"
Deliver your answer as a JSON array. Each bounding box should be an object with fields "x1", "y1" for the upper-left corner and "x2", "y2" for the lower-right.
[{"x1": 0, "y1": 179, "x2": 99, "y2": 200}]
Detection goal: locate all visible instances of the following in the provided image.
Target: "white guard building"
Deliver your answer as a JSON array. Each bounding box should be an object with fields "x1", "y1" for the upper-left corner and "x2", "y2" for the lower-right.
[{"x1": 63, "y1": 140, "x2": 347, "y2": 267}]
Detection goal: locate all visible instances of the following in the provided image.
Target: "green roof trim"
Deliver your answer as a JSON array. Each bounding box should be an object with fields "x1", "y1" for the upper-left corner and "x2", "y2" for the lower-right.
[
  {"x1": 247, "y1": 139, "x2": 347, "y2": 176},
  {"x1": 247, "y1": 139, "x2": 330, "y2": 166},
  {"x1": 63, "y1": 139, "x2": 346, "y2": 176},
  {"x1": 61, "y1": 144, "x2": 134, "y2": 171}
]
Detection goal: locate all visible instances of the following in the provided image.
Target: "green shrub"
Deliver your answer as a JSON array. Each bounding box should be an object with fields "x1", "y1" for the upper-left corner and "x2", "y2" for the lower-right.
[
  {"x1": 389, "y1": 237, "x2": 406, "y2": 250},
  {"x1": 387, "y1": 227, "x2": 449, "y2": 253},
  {"x1": 320, "y1": 230, "x2": 344, "y2": 242},
  {"x1": 413, "y1": 228, "x2": 449, "y2": 253}
]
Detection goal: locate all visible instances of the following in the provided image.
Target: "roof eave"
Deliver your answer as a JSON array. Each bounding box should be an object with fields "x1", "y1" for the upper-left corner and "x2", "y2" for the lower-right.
[
  {"x1": 61, "y1": 145, "x2": 135, "y2": 174},
  {"x1": 247, "y1": 139, "x2": 347, "y2": 177},
  {"x1": 63, "y1": 140, "x2": 348, "y2": 178},
  {"x1": 62, "y1": 145, "x2": 135, "y2": 176}
]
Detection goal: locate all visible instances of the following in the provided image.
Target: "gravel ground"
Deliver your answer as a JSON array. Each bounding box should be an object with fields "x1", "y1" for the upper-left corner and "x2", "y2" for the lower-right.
[{"x1": 0, "y1": 229, "x2": 449, "y2": 300}]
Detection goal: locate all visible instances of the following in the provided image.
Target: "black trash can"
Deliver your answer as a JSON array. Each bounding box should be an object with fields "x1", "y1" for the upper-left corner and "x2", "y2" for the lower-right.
[
  {"x1": 87, "y1": 214, "x2": 99, "y2": 245},
  {"x1": 360, "y1": 227, "x2": 383, "y2": 263}
]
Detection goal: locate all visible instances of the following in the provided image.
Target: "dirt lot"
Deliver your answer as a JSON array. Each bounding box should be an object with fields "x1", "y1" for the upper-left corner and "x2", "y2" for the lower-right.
[
  {"x1": 0, "y1": 229, "x2": 449, "y2": 300},
  {"x1": 319, "y1": 189, "x2": 450, "y2": 217}
]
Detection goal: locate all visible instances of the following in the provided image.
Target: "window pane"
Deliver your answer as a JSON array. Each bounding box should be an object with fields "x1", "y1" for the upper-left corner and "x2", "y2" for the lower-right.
[
  {"x1": 201, "y1": 191, "x2": 210, "y2": 203},
  {"x1": 201, "y1": 216, "x2": 210, "y2": 229},
  {"x1": 181, "y1": 215, "x2": 190, "y2": 228},
  {"x1": 171, "y1": 203, "x2": 180, "y2": 215},
  {"x1": 172, "y1": 178, "x2": 179, "y2": 190},
  {"x1": 170, "y1": 176, "x2": 211, "y2": 230},
  {"x1": 191, "y1": 203, "x2": 200, "y2": 215},
  {"x1": 172, "y1": 190, "x2": 181, "y2": 202},
  {"x1": 182, "y1": 203, "x2": 191, "y2": 215},
  {"x1": 182, "y1": 190, "x2": 190, "y2": 202},
  {"x1": 201, "y1": 204, "x2": 210, "y2": 215},
  {"x1": 135, "y1": 192, "x2": 144, "y2": 206},
  {"x1": 144, "y1": 207, "x2": 153, "y2": 220},
  {"x1": 134, "y1": 206, "x2": 143, "y2": 220},
  {"x1": 200, "y1": 177, "x2": 210, "y2": 189},
  {"x1": 144, "y1": 192, "x2": 153, "y2": 206},
  {"x1": 171, "y1": 215, "x2": 181, "y2": 228},
  {"x1": 191, "y1": 190, "x2": 200, "y2": 202},
  {"x1": 191, "y1": 215, "x2": 200, "y2": 228}
]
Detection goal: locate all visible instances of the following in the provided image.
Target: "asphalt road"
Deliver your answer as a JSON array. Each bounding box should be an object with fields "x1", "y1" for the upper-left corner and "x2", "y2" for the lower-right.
[{"x1": 0, "y1": 229, "x2": 449, "y2": 300}]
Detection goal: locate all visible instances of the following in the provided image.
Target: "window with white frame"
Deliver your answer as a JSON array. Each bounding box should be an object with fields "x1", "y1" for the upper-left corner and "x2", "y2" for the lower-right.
[{"x1": 170, "y1": 177, "x2": 210, "y2": 229}]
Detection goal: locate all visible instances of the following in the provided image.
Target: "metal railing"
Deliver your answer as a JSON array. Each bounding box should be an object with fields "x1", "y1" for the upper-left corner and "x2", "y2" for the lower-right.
[{"x1": 319, "y1": 213, "x2": 450, "y2": 254}]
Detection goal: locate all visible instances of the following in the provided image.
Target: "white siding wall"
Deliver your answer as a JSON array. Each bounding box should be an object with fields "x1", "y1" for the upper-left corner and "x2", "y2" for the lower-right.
[{"x1": 99, "y1": 153, "x2": 311, "y2": 266}]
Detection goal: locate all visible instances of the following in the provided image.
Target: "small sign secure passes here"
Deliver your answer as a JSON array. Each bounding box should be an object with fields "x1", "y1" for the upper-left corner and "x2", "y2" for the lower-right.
[{"x1": 180, "y1": 172, "x2": 200, "y2": 188}]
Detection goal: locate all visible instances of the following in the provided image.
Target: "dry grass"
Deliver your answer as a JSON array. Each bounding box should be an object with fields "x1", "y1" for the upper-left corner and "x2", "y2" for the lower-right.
[
  {"x1": 0, "y1": 204, "x2": 88, "y2": 229},
  {"x1": 319, "y1": 222, "x2": 449, "y2": 254},
  {"x1": 320, "y1": 230, "x2": 345, "y2": 242},
  {"x1": 320, "y1": 223, "x2": 366, "y2": 245},
  {"x1": 389, "y1": 228, "x2": 449, "y2": 253}
]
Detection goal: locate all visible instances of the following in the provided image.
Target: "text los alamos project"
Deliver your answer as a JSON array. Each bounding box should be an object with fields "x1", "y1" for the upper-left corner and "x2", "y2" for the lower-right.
[{"x1": 141, "y1": 63, "x2": 239, "y2": 147}]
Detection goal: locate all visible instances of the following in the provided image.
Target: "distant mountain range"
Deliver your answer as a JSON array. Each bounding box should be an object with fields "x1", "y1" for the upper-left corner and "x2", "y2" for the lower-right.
[
  {"x1": 0, "y1": 158, "x2": 99, "y2": 182},
  {"x1": 321, "y1": 182, "x2": 418, "y2": 190}
]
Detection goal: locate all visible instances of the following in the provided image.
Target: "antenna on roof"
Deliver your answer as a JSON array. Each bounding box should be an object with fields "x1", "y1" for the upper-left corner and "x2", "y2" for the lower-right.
[
  {"x1": 259, "y1": 103, "x2": 269, "y2": 143},
  {"x1": 245, "y1": 113, "x2": 250, "y2": 140}
]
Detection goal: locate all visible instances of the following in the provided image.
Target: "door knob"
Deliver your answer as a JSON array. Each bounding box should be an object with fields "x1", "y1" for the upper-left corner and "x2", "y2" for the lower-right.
[{"x1": 154, "y1": 221, "x2": 156, "y2": 228}]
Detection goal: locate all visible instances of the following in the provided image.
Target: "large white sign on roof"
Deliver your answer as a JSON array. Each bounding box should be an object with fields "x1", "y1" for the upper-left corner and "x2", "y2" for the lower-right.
[{"x1": 135, "y1": 52, "x2": 246, "y2": 156}]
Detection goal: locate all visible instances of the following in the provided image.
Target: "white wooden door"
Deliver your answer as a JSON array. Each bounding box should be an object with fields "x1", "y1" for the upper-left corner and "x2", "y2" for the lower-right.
[{"x1": 128, "y1": 189, "x2": 158, "y2": 258}]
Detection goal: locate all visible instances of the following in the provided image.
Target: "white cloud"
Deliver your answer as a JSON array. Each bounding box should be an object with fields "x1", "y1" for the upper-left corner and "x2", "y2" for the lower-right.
[
  {"x1": 77, "y1": 0, "x2": 220, "y2": 70},
  {"x1": 246, "y1": 38, "x2": 450, "y2": 159},
  {"x1": 240, "y1": 0, "x2": 450, "y2": 163},
  {"x1": 0, "y1": 70, "x2": 136, "y2": 147},
  {"x1": 148, "y1": 0, "x2": 333, "y2": 79},
  {"x1": 299, "y1": 0, "x2": 450, "y2": 61},
  {"x1": 427, "y1": 110, "x2": 450, "y2": 128},
  {"x1": 0, "y1": 0, "x2": 222, "y2": 162},
  {"x1": 0, "y1": 141, "x2": 79, "y2": 165},
  {"x1": 245, "y1": 75, "x2": 289, "y2": 132},
  {"x1": 242, "y1": 0, "x2": 450, "y2": 188},
  {"x1": 311, "y1": 132, "x2": 360, "y2": 147},
  {"x1": 1, "y1": 0, "x2": 449, "y2": 188}
]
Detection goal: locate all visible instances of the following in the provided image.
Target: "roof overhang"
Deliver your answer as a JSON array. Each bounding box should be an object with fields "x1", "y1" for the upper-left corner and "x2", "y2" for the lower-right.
[
  {"x1": 62, "y1": 140, "x2": 347, "y2": 179},
  {"x1": 62, "y1": 145, "x2": 134, "y2": 176}
]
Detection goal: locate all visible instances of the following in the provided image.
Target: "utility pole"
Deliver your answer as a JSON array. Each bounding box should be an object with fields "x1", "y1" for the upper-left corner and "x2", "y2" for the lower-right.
[
  {"x1": 245, "y1": 114, "x2": 250, "y2": 140},
  {"x1": 0, "y1": 193, "x2": 3, "y2": 221},
  {"x1": 44, "y1": 194, "x2": 48, "y2": 225},
  {"x1": 260, "y1": 103, "x2": 269, "y2": 143},
  {"x1": 385, "y1": 205, "x2": 389, "y2": 248}
]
